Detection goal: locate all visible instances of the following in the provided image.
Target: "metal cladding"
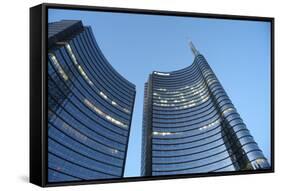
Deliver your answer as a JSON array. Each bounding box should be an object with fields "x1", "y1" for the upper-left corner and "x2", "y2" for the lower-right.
[
  {"x1": 141, "y1": 43, "x2": 270, "y2": 176},
  {"x1": 47, "y1": 20, "x2": 136, "y2": 182}
]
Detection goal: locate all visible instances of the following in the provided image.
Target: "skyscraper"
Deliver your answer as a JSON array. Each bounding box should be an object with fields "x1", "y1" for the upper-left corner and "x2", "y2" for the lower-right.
[
  {"x1": 141, "y1": 42, "x2": 270, "y2": 176},
  {"x1": 48, "y1": 20, "x2": 136, "y2": 182}
]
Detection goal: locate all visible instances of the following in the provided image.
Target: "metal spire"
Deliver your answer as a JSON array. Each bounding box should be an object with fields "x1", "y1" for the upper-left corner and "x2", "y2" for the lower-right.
[{"x1": 189, "y1": 41, "x2": 199, "y2": 56}]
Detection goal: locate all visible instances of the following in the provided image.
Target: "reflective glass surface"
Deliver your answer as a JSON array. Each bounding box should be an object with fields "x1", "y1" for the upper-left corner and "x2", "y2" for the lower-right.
[{"x1": 48, "y1": 20, "x2": 136, "y2": 182}]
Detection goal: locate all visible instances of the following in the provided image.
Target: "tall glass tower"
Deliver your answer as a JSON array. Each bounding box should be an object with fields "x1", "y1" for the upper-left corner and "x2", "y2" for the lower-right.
[
  {"x1": 141, "y1": 42, "x2": 270, "y2": 176},
  {"x1": 47, "y1": 20, "x2": 136, "y2": 182}
]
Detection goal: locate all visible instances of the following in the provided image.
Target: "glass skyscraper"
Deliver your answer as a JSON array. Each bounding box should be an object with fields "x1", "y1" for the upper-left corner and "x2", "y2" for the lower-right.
[
  {"x1": 141, "y1": 42, "x2": 270, "y2": 176},
  {"x1": 47, "y1": 20, "x2": 136, "y2": 182}
]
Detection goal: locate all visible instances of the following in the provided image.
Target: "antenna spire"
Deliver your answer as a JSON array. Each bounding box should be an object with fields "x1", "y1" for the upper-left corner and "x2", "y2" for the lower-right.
[{"x1": 189, "y1": 41, "x2": 199, "y2": 56}]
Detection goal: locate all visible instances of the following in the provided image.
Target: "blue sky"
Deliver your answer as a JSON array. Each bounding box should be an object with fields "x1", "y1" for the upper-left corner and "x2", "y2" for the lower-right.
[{"x1": 49, "y1": 9, "x2": 271, "y2": 177}]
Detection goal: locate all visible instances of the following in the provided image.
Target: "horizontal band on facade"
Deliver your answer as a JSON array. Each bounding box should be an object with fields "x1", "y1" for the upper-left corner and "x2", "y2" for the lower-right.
[
  {"x1": 152, "y1": 68, "x2": 202, "y2": 86},
  {"x1": 48, "y1": 96, "x2": 128, "y2": 147},
  {"x1": 153, "y1": 82, "x2": 208, "y2": 99},
  {"x1": 53, "y1": 44, "x2": 134, "y2": 108},
  {"x1": 153, "y1": 129, "x2": 251, "y2": 157},
  {"x1": 153, "y1": 104, "x2": 223, "y2": 125},
  {"x1": 49, "y1": 56, "x2": 132, "y2": 120},
  {"x1": 153, "y1": 128, "x2": 252, "y2": 151},
  {"x1": 153, "y1": 121, "x2": 249, "y2": 147},
  {"x1": 48, "y1": 131, "x2": 124, "y2": 166},
  {"x1": 48, "y1": 76, "x2": 130, "y2": 136},
  {"x1": 152, "y1": 109, "x2": 221, "y2": 128},
  {"x1": 49, "y1": 152, "x2": 120, "y2": 177},
  {"x1": 48, "y1": 167, "x2": 82, "y2": 181},
  {"x1": 48, "y1": 119, "x2": 126, "y2": 158},
  {"x1": 152, "y1": 104, "x2": 233, "y2": 133},
  {"x1": 152, "y1": 149, "x2": 262, "y2": 173},
  {"x1": 153, "y1": 99, "x2": 216, "y2": 118},
  {"x1": 153, "y1": 141, "x2": 259, "y2": 165},
  {"x1": 152, "y1": 82, "x2": 228, "y2": 112}
]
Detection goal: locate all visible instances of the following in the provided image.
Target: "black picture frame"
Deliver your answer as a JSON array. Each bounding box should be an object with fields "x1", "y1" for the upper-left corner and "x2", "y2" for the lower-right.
[{"x1": 30, "y1": 3, "x2": 275, "y2": 187}]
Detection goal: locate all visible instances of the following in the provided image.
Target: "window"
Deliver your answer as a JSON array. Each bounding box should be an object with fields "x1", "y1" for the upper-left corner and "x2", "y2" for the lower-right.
[
  {"x1": 199, "y1": 119, "x2": 221, "y2": 130},
  {"x1": 84, "y1": 99, "x2": 128, "y2": 128},
  {"x1": 49, "y1": 53, "x2": 68, "y2": 81},
  {"x1": 153, "y1": 131, "x2": 179, "y2": 136},
  {"x1": 222, "y1": 108, "x2": 235, "y2": 116},
  {"x1": 65, "y1": 43, "x2": 93, "y2": 85},
  {"x1": 154, "y1": 72, "x2": 170, "y2": 76}
]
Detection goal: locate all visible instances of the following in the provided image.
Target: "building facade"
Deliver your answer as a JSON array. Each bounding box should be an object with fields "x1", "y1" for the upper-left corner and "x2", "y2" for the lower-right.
[
  {"x1": 48, "y1": 20, "x2": 136, "y2": 182},
  {"x1": 141, "y1": 42, "x2": 270, "y2": 176}
]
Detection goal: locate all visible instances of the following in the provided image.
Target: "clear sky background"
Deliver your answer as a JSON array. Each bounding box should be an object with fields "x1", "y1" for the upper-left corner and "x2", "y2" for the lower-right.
[{"x1": 49, "y1": 9, "x2": 271, "y2": 177}]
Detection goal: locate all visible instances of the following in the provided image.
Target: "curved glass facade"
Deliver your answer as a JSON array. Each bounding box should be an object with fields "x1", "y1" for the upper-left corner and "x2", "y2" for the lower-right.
[
  {"x1": 48, "y1": 20, "x2": 136, "y2": 182},
  {"x1": 141, "y1": 42, "x2": 270, "y2": 176}
]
